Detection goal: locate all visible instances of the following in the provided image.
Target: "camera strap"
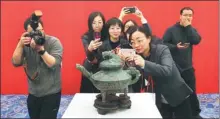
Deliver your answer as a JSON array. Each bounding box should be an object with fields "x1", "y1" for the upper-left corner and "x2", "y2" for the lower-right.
[
  {"x1": 24, "y1": 66, "x2": 38, "y2": 81},
  {"x1": 23, "y1": 57, "x2": 40, "y2": 81}
]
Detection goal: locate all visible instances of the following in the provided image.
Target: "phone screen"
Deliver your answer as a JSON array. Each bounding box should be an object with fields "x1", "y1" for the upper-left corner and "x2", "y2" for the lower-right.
[
  {"x1": 120, "y1": 49, "x2": 135, "y2": 57},
  {"x1": 120, "y1": 49, "x2": 136, "y2": 67},
  {"x1": 181, "y1": 42, "x2": 190, "y2": 45},
  {"x1": 125, "y1": 7, "x2": 136, "y2": 13},
  {"x1": 94, "y1": 32, "x2": 101, "y2": 39}
]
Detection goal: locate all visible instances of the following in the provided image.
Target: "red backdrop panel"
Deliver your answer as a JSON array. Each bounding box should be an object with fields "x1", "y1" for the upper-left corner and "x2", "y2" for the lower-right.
[{"x1": 1, "y1": 1, "x2": 218, "y2": 94}]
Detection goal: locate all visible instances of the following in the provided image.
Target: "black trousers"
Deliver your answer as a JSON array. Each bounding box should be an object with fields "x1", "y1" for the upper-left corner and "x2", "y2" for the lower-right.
[
  {"x1": 27, "y1": 91, "x2": 61, "y2": 119},
  {"x1": 181, "y1": 68, "x2": 201, "y2": 116},
  {"x1": 158, "y1": 97, "x2": 192, "y2": 119}
]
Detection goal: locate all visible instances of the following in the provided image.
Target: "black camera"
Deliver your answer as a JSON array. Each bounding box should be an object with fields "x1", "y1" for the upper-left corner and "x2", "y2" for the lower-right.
[
  {"x1": 29, "y1": 30, "x2": 45, "y2": 45},
  {"x1": 25, "y1": 10, "x2": 45, "y2": 46}
]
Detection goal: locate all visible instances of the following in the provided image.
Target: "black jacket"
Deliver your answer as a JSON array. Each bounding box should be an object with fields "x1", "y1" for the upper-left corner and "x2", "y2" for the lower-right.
[
  {"x1": 81, "y1": 34, "x2": 129, "y2": 70},
  {"x1": 163, "y1": 22, "x2": 201, "y2": 72},
  {"x1": 151, "y1": 36, "x2": 163, "y2": 45},
  {"x1": 81, "y1": 34, "x2": 101, "y2": 73},
  {"x1": 98, "y1": 37, "x2": 129, "y2": 56},
  {"x1": 80, "y1": 34, "x2": 102, "y2": 93},
  {"x1": 132, "y1": 44, "x2": 193, "y2": 107}
]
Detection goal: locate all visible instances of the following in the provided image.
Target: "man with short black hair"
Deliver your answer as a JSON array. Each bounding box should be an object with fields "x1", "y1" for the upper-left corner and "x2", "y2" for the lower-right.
[
  {"x1": 12, "y1": 10, "x2": 63, "y2": 118},
  {"x1": 163, "y1": 7, "x2": 202, "y2": 118}
]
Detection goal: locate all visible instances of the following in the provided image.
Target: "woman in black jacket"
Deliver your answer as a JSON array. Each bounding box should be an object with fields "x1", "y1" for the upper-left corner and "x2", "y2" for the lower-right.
[
  {"x1": 80, "y1": 11, "x2": 107, "y2": 93},
  {"x1": 125, "y1": 26, "x2": 193, "y2": 118},
  {"x1": 98, "y1": 17, "x2": 129, "y2": 54}
]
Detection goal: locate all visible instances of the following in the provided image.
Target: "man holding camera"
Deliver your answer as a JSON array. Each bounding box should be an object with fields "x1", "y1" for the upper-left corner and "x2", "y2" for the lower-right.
[
  {"x1": 12, "y1": 10, "x2": 63, "y2": 118},
  {"x1": 163, "y1": 7, "x2": 202, "y2": 118}
]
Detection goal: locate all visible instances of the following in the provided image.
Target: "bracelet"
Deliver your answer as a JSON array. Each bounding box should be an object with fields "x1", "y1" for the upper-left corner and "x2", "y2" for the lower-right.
[{"x1": 38, "y1": 50, "x2": 46, "y2": 55}]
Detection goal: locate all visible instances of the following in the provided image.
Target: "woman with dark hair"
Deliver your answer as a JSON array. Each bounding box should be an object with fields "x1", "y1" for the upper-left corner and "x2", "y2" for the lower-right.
[
  {"x1": 95, "y1": 17, "x2": 133, "y2": 98},
  {"x1": 123, "y1": 19, "x2": 138, "y2": 33},
  {"x1": 80, "y1": 11, "x2": 107, "y2": 93},
  {"x1": 125, "y1": 26, "x2": 193, "y2": 118},
  {"x1": 98, "y1": 17, "x2": 129, "y2": 54},
  {"x1": 118, "y1": 6, "x2": 152, "y2": 40}
]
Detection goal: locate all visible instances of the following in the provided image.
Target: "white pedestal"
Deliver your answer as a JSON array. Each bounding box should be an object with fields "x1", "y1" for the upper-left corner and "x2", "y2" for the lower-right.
[{"x1": 62, "y1": 93, "x2": 162, "y2": 118}]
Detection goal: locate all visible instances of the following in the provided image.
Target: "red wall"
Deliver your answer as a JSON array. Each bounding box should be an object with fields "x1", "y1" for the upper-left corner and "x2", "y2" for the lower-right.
[{"x1": 1, "y1": 1, "x2": 218, "y2": 94}]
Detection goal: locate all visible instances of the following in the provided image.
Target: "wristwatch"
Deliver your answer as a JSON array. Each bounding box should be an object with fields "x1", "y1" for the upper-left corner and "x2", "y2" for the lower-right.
[{"x1": 38, "y1": 50, "x2": 46, "y2": 55}]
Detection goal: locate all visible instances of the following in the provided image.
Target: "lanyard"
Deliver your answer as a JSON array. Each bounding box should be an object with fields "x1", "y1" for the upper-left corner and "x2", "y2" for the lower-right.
[{"x1": 140, "y1": 71, "x2": 154, "y2": 93}]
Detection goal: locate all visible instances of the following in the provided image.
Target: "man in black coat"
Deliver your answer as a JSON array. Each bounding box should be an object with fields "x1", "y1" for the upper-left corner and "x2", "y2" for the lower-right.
[{"x1": 163, "y1": 7, "x2": 202, "y2": 118}]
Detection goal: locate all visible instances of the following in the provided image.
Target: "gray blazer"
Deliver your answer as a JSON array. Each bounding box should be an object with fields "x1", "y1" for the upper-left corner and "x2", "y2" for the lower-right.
[{"x1": 132, "y1": 44, "x2": 193, "y2": 107}]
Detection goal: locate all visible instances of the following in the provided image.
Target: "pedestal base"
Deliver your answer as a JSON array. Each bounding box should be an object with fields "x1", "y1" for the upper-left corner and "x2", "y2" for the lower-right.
[
  {"x1": 62, "y1": 93, "x2": 162, "y2": 118},
  {"x1": 94, "y1": 93, "x2": 131, "y2": 115},
  {"x1": 119, "y1": 94, "x2": 131, "y2": 109}
]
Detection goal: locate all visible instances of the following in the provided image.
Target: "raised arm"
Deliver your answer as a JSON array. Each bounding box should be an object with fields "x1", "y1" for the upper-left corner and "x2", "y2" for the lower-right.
[
  {"x1": 12, "y1": 32, "x2": 30, "y2": 67},
  {"x1": 143, "y1": 46, "x2": 173, "y2": 77},
  {"x1": 39, "y1": 37, "x2": 63, "y2": 68},
  {"x1": 185, "y1": 25, "x2": 201, "y2": 45}
]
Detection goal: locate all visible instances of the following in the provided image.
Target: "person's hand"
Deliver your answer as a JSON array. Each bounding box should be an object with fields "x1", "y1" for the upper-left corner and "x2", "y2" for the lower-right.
[
  {"x1": 134, "y1": 7, "x2": 144, "y2": 19},
  {"x1": 114, "y1": 47, "x2": 121, "y2": 54},
  {"x1": 125, "y1": 54, "x2": 145, "y2": 67},
  {"x1": 133, "y1": 54, "x2": 145, "y2": 68},
  {"x1": 117, "y1": 48, "x2": 127, "y2": 61},
  {"x1": 124, "y1": 55, "x2": 135, "y2": 67},
  {"x1": 35, "y1": 45, "x2": 45, "y2": 52},
  {"x1": 177, "y1": 42, "x2": 189, "y2": 49},
  {"x1": 19, "y1": 32, "x2": 31, "y2": 48},
  {"x1": 88, "y1": 38, "x2": 103, "y2": 52},
  {"x1": 134, "y1": 7, "x2": 147, "y2": 23},
  {"x1": 119, "y1": 7, "x2": 130, "y2": 20},
  {"x1": 182, "y1": 17, "x2": 191, "y2": 27},
  {"x1": 29, "y1": 38, "x2": 44, "y2": 51}
]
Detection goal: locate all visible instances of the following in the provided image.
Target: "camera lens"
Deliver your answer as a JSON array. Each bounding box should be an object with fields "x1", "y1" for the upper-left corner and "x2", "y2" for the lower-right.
[{"x1": 34, "y1": 36, "x2": 45, "y2": 45}]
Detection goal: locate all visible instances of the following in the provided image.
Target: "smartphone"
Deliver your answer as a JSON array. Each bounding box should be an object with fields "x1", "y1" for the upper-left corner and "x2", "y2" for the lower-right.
[
  {"x1": 180, "y1": 42, "x2": 189, "y2": 45},
  {"x1": 119, "y1": 49, "x2": 136, "y2": 67},
  {"x1": 94, "y1": 32, "x2": 101, "y2": 41},
  {"x1": 124, "y1": 7, "x2": 136, "y2": 14},
  {"x1": 119, "y1": 49, "x2": 136, "y2": 57}
]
